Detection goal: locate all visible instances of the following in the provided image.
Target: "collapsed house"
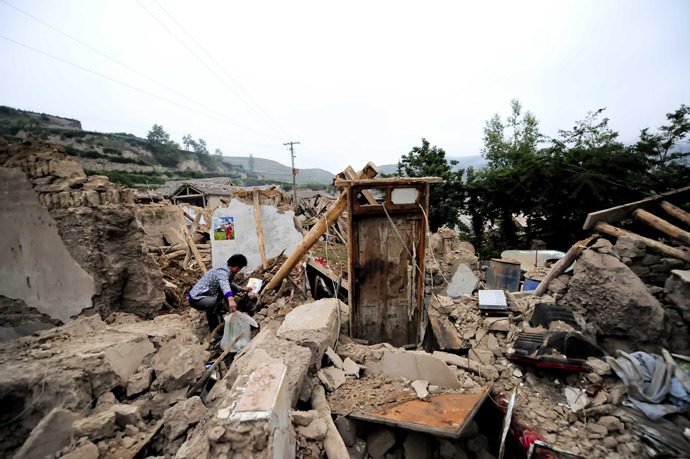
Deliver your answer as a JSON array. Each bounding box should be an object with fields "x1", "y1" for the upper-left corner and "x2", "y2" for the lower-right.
[{"x1": 0, "y1": 138, "x2": 689, "y2": 459}]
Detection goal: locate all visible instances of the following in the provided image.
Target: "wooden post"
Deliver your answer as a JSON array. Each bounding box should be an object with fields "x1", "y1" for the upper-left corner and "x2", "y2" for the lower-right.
[
  {"x1": 344, "y1": 166, "x2": 377, "y2": 205},
  {"x1": 177, "y1": 210, "x2": 208, "y2": 273},
  {"x1": 660, "y1": 200, "x2": 690, "y2": 226},
  {"x1": 183, "y1": 212, "x2": 202, "y2": 269},
  {"x1": 633, "y1": 208, "x2": 690, "y2": 245},
  {"x1": 533, "y1": 235, "x2": 596, "y2": 296},
  {"x1": 262, "y1": 162, "x2": 379, "y2": 293},
  {"x1": 594, "y1": 221, "x2": 690, "y2": 263},
  {"x1": 253, "y1": 188, "x2": 269, "y2": 269}
]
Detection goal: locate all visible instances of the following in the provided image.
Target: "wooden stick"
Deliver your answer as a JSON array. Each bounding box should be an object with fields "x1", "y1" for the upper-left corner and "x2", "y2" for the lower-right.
[
  {"x1": 165, "y1": 249, "x2": 187, "y2": 259},
  {"x1": 533, "y1": 235, "x2": 596, "y2": 296},
  {"x1": 177, "y1": 210, "x2": 208, "y2": 273},
  {"x1": 253, "y1": 188, "x2": 269, "y2": 269},
  {"x1": 125, "y1": 419, "x2": 164, "y2": 459},
  {"x1": 206, "y1": 322, "x2": 225, "y2": 344},
  {"x1": 187, "y1": 332, "x2": 244, "y2": 397},
  {"x1": 633, "y1": 208, "x2": 690, "y2": 245},
  {"x1": 595, "y1": 221, "x2": 690, "y2": 263},
  {"x1": 660, "y1": 200, "x2": 690, "y2": 226},
  {"x1": 184, "y1": 212, "x2": 203, "y2": 269},
  {"x1": 262, "y1": 162, "x2": 378, "y2": 293}
]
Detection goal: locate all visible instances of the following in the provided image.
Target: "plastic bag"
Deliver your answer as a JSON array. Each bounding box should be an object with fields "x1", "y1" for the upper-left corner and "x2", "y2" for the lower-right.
[{"x1": 220, "y1": 311, "x2": 258, "y2": 352}]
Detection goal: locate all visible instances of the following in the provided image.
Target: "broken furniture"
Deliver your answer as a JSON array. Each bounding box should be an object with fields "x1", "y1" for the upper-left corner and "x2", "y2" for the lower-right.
[{"x1": 333, "y1": 176, "x2": 442, "y2": 347}]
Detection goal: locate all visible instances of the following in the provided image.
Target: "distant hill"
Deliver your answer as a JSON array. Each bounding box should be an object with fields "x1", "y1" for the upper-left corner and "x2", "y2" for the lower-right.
[
  {"x1": 379, "y1": 155, "x2": 488, "y2": 175},
  {"x1": 0, "y1": 105, "x2": 338, "y2": 188},
  {"x1": 223, "y1": 156, "x2": 334, "y2": 185}
]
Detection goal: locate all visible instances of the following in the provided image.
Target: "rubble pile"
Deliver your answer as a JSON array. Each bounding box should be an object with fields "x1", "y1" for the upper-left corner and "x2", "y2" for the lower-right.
[
  {"x1": 1, "y1": 138, "x2": 689, "y2": 458},
  {"x1": 0, "y1": 311, "x2": 216, "y2": 458}
]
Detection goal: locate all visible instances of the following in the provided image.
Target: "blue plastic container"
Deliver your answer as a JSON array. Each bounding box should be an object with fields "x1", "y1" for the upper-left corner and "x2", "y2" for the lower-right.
[
  {"x1": 523, "y1": 277, "x2": 540, "y2": 291},
  {"x1": 486, "y1": 259, "x2": 521, "y2": 292}
]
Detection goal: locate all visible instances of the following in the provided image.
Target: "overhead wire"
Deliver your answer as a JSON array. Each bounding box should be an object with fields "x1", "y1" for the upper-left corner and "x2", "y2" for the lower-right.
[
  {"x1": 135, "y1": 0, "x2": 283, "y2": 140},
  {"x1": 0, "y1": 0, "x2": 243, "y2": 126},
  {"x1": 150, "y1": 0, "x2": 287, "y2": 138},
  {"x1": 0, "y1": 34, "x2": 276, "y2": 137}
]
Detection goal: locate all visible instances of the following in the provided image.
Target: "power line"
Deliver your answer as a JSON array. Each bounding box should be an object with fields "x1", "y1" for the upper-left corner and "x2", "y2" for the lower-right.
[
  {"x1": 0, "y1": 34, "x2": 275, "y2": 137},
  {"x1": 0, "y1": 0, "x2": 241, "y2": 126},
  {"x1": 151, "y1": 0, "x2": 287, "y2": 138},
  {"x1": 136, "y1": 0, "x2": 283, "y2": 138}
]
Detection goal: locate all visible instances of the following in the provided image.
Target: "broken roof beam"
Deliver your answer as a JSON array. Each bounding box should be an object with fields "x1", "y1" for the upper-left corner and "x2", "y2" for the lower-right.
[
  {"x1": 594, "y1": 221, "x2": 690, "y2": 263},
  {"x1": 262, "y1": 162, "x2": 379, "y2": 293},
  {"x1": 334, "y1": 176, "x2": 443, "y2": 187},
  {"x1": 661, "y1": 200, "x2": 690, "y2": 226},
  {"x1": 344, "y1": 166, "x2": 377, "y2": 205},
  {"x1": 633, "y1": 208, "x2": 690, "y2": 245},
  {"x1": 582, "y1": 185, "x2": 690, "y2": 230}
]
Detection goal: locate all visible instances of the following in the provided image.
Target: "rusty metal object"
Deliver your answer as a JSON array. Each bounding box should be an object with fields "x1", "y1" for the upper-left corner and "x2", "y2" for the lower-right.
[{"x1": 347, "y1": 383, "x2": 492, "y2": 438}]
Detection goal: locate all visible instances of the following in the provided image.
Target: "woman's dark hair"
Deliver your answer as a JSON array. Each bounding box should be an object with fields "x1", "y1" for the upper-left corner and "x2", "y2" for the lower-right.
[{"x1": 227, "y1": 254, "x2": 248, "y2": 268}]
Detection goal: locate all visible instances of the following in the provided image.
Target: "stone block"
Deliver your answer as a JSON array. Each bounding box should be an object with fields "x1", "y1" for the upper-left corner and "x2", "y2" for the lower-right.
[
  {"x1": 598, "y1": 415, "x2": 623, "y2": 433},
  {"x1": 342, "y1": 357, "x2": 360, "y2": 377},
  {"x1": 277, "y1": 298, "x2": 340, "y2": 370},
  {"x1": 614, "y1": 236, "x2": 646, "y2": 258},
  {"x1": 162, "y1": 396, "x2": 207, "y2": 440},
  {"x1": 151, "y1": 338, "x2": 209, "y2": 391},
  {"x1": 61, "y1": 441, "x2": 99, "y2": 459},
  {"x1": 348, "y1": 438, "x2": 367, "y2": 459},
  {"x1": 72, "y1": 410, "x2": 117, "y2": 441},
  {"x1": 127, "y1": 367, "x2": 154, "y2": 397},
  {"x1": 484, "y1": 317, "x2": 510, "y2": 332},
  {"x1": 432, "y1": 351, "x2": 499, "y2": 380},
  {"x1": 665, "y1": 270, "x2": 690, "y2": 321},
  {"x1": 468, "y1": 349, "x2": 495, "y2": 366},
  {"x1": 403, "y1": 433, "x2": 429, "y2": 459},
  {"x1": 13, "y1": 408, "x2": 80, "y2": 459},
  {"x1": 104, "y1": 337, "x2": 155, "y2": 383},
  {"x1": 334, "y1": 417, "x2": 357, "y2": 447},
  {"x1": 297, "y1": 417, "x2": 328, "y2": 441},
  {"x1": 291, "y1": 410, "x2": 317, "y2": 426},
  {"x1": 368, "y1": 350, "x2": 462, "y2": 389},
  {"x1": 317, "y1": 366, "x2": 346, "y2": 391},
  {"x1": 367, "y1": 428, "x2": 396, "y2": 459},
  {"x1": 325, "y1": 346, "x2": 344, "y2": 369}
]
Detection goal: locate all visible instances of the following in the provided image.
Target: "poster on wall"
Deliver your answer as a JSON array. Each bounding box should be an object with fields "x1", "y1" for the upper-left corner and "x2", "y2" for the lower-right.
[{"x1": 213, "y1": 216, "x2": 237, "y2": 248}]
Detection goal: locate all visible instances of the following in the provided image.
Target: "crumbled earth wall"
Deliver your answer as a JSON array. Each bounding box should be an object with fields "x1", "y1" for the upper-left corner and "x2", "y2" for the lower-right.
[
  {"x1": 0, "y1": 311, "x2": 209, "y2": 458},
  {"x1": 0, "y1": 138, "x2": 165, "y2": 329}
]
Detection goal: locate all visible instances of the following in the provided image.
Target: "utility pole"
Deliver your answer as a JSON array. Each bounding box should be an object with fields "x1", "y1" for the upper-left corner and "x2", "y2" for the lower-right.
[{"x1": 284, "y1": 141, "x2": 300, "y2": 211}]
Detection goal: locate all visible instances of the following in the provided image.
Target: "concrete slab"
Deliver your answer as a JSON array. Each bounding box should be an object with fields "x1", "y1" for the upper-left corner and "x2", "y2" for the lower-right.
[
  {"x1": 277, "y1": 299, "x2": 340, "y2": 369},
  {"x1": 445, "y1": 263, "x2": 479, "y2": 297},
  {"x1": 366, "y1": 350, "x2": 461, "y2": 389}
]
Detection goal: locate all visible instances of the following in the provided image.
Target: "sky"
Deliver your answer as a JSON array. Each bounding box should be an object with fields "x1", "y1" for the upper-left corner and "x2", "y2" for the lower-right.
[{"x1": 1, "y1": 1, "x2": 689, "y2": 174}]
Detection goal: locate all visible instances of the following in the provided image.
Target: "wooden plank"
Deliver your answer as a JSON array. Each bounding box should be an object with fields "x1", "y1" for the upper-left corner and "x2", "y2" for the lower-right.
[
  {"x1": 253, "y1": 188, "x2": 269, "y2": 269},
  {"x1": 344, "y1": 166, "x2": 377, "y2": 205},
  {"x1": 594, "y1": 221, "x2": 690, "y2": 263},
  {"x1": 661, "y1": 200, "x2": 690, "y2": 226},
  {"x1": 334, "y1": 177, "x2": 443, "y2": 187},
  {"x1": 345, "y1": 384, "x2": 492, "y2": 438},
  {"x1": 533, "y1": 235, "x2": 596, "y2": 296},
  {"x1": 186, "y1": 332, "x2": 244, "y2": 397},
  {"x1": 582, "y1": 186, "x2": 690, "y2": 230},
  {"x1": 633, "y1": 208, "x2": 690, "y2": 245},
  {"x1": 177, "y1": 210, "x2": 207, "y2": 273},
  {"x1": 262, "y1": 162, "x2": 379, "y2": 293}
]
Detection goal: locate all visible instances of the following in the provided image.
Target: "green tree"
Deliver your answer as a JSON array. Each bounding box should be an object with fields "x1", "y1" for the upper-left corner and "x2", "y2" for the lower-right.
[
  {"x1": 195, "y1": 138, "x2": 209, "y2": 155},
  {"x1": 147, "y1": 124, "x2": 170, "y2": 145},
  {"x1": 182, "y1": 134, "x2": 195, "y2": 151},
  {"x1": 214, "y1": 148, "x2": 223, "y2": 156},
  {"x1": 636, "y1": 104, "x2": 690, "y2": 192},
  {"x1": 396, "y1": 138, "x2": 465, "y2": 231},
  {"x1": 478, "y1": 99, "x2": 543, "y2": 246}
]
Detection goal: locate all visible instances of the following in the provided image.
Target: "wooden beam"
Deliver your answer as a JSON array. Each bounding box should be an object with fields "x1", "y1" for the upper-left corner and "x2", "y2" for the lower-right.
[
  {"x1": 183, "y1": 212, "x2": 202, "y2": 269},
  {"x1": 583, "y1": 186, "x2": 690, "y2": 230},
  {"x1": 594, "y1": 221, "x2": 690, "y2": 263},
  {"x1": 533, "y1": 235, "x2": 596, "y2": 296},
  {"x1": 633, "y1": 208, "x2": 690, "y2": 245},
  {"x1": 344, "y1": 166, "x2": 377, "y2": 205},
  {"x1": 262, "y1": 162, "x2": 379, "y2": 293},
  {"x1": 177, "y1": 210, "x2": 208, "y2": 273},
  {"x1": 661, "y1": 200, "x2": 690, "y2": 226},
  {"x1": 253, "y1": 188, "x2": 269, "y2": 269},
  {"x1": 186, "y1": 332, "x2": 244, "y2": 397}
]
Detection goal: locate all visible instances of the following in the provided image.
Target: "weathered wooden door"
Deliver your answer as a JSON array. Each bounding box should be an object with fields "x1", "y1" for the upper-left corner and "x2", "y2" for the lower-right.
[{"x1": 339, "y1": 177, "x2": 440, "y2": 347}]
